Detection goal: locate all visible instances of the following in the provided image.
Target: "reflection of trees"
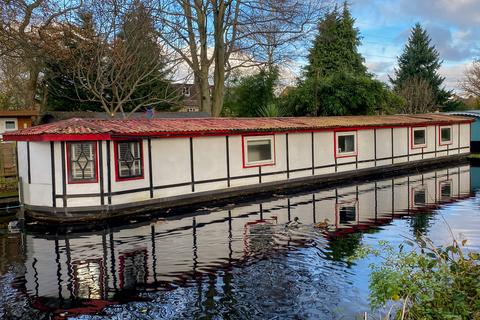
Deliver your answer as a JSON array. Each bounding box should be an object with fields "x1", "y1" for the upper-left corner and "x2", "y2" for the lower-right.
[
  {"x1": 325, "y1": 233, "x2": 363, "y2": 263},
  {"x1": 0, "y1": 231, "x2": 24, "y2": 276},
  {"x1": 409, "y1": 213, "x2": 434, "y2": 237}
]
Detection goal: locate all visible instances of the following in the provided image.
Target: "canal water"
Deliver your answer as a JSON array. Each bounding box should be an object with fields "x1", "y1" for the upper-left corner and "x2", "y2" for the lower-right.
[{"x1": 0, "y1": 164, "x2": 479, "y2": 319}]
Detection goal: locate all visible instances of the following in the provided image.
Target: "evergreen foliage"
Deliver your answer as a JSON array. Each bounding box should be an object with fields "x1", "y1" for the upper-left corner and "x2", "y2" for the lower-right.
[
  {"x1": 282, "y1": 2, "x2": 402, "y2": 116},
  {"x1": 223, "y1": 68, "x2": 279, "y2": 117},
  {"x1": 390, "y1": 23, "x2": 450, "y2": 106},
  {"x1": 305, "y1": 3, "x2": 366, "y2": 79},
  {"x1": 41, "y1": 5, "x2": 177, "y2": 113},
  {"x1": 117, "y1": 2, "x2": 177, "y2": 112},
  {"x1": 41, "y1": 13, "x2": 103, "y2": 111}
]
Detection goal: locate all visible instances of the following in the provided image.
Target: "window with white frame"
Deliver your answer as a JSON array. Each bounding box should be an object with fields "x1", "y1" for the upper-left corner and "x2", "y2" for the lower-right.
[
  {"x1": 244, "y1": 135, "x2": 274, "y2": 166},
  {"x1": 440, "y1": 126, "x2": 452, "y2": 145},
  {"x1": 68, "y1": 142, "x2": 97, "y2": 183},
  {"x1": 182, "y1": 86, "x2": 191, "y2": 97},
  {"x1": 5, "y1": 120, "x2": 16, "y2": 131},
  {"x1": 412, "y1": 127, "x2": 427, "y2": 148},
  {"x1": 336, "y1": 132, "x2": 356, "y2": 156},
  {"x1": 117, "y1": 141, "x2": 143, "y2": 179}
]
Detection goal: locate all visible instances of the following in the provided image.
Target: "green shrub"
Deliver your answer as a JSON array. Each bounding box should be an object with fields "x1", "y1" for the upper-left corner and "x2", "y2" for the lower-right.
[{"x1": 356, "y1": 237, "x2": 480, "y2": 319}]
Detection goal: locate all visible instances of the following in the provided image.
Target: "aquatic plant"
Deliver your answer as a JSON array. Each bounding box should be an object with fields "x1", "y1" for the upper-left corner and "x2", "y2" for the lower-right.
[{"x1": 355, "y1": 236, "x2": 480, "y2": 319}]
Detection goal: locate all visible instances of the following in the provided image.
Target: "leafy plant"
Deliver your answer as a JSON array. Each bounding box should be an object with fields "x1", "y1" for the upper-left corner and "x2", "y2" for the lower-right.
[
  {"x1": 355, "y1": 236, "x2": 480, "y2": 319},
  {"x1": 257, "y1": 103, "x2": 286, "y2": 117}
]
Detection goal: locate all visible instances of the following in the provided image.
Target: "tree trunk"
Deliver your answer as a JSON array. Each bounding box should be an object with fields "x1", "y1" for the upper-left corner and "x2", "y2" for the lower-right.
[
  {"x1": 212, "y1": 52, "x2": 225, "y2": 117},
  {"x1": 25, "y1": 61, "x2": 40, "y2": 110},
  {"x1": 197, "y1": 70, "x2": 212, "y2": 114},
  {"x1": 211, "y1": 1, "x2": 226, "y2": 117}
]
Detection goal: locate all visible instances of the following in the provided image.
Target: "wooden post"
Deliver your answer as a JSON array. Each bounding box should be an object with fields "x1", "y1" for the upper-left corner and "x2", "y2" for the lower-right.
[{"x1": 17, "y1": 176, "x2": 25, "y2": 221}]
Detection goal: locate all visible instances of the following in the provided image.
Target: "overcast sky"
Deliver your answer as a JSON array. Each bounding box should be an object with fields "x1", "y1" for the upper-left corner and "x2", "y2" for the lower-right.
[{"x1": 349, "y1": 0, "x2": 480, "y2": 93}]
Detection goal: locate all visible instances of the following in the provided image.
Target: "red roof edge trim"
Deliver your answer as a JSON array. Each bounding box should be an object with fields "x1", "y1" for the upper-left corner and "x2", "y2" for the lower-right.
[
  {"x1": 2, "y1": 118, "x2": 473, "y2": 142},
  {"x1": 3, "y1": 133, "x2": 111, "y2": 142}
]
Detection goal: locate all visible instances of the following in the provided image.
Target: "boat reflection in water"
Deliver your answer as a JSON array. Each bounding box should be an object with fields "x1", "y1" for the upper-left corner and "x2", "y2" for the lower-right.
[{"x1": 10, "y1": 164, "x2": 473, "y2": 316}]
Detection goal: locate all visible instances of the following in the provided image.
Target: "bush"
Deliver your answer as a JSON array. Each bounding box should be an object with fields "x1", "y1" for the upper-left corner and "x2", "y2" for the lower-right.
[{"x1": 356, "y1": 237, "x2": 480, "y2": 319}]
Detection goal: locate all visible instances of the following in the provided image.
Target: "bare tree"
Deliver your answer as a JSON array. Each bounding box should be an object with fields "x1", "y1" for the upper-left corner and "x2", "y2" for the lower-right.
[
  {"x1": 0, "y1": 0, "x2": 83, "y2": 109},
  {"x1": 67, "y1": 0, "x2": 181, "y2": 117},
  {"x1": 461, "y1": 59, "x2": 480, "y2": 98},
  {"x1": 396, "y1": 76, "x2": 435, "y2": 114},
  {"x1": 151, "y1": 0, "x2": 329, "y2": 116},
  {"x1": 0, "y1": 56, "x2": 30, "y2": 109}
]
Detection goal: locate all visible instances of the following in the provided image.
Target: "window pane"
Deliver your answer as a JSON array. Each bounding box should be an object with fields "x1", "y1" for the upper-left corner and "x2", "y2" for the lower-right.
[
  {"x1": 338, "y1": 135, "x2": 355, "y2": 153},
  {"x1": 339, "y1": 206, "x2": 356, "y2": 223},
  {"x1": 441, "y1": 183, "x2": 451, "y2": 200},
  {"x1": 441, "y1": 128, "x2": 451, "y2": 142},
  {"x1": 117, "y1": 141, "x2": 142, "y2": 178},
  {"x1": 69, "y1": 142, "x2": 96, "y2": 181},
  {"x1": 247, "y1": 140, "x2": 272, "y2": 163},
  {"x1": 414, "y1": 189, "x2": 426, "y2": 206},
  {"x1": 414, "y1": 130, "x2": 426, "y2": 145},
  {"x1": 5, "y1": 121, "x2": 15, "y2": 130}
]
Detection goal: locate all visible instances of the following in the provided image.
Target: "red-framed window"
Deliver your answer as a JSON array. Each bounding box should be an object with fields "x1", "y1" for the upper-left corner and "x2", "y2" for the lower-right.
[
  {"x1": 67, "y1": 141, "x2": 98, "y2": 184},
  {"x1": 335, "y1": 199, "x2": 358, "y2": 226},
  {"x1": 334, "y1": 130, "x2": 358, "y2": 158},
  {"x1": 410, "y1": 185, "x2": 427, "y2": 208},
  {"x1": 411, "y1": 127, "x2": 427, "y2": 149},
  {"x1": 114, "y1": 140, "x2": 144, "y2": 181},
  {"x1": 438, "y1": 126, "x2": 453, "y2": 146},
  {"x1": 242, "y1": 134, "x2": 276, "y2": 168},
  {"x1": 439, "y1": 179, "x2": 452, "y2": 201}
]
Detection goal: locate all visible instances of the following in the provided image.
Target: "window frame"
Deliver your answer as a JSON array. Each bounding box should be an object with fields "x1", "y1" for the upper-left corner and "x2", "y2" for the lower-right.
[
  {"x1": 411, "y1": 127, "x2": 427, "y2": 149},
  {"x1": 4, "y1": 119, "x2": 16, "y2": 131},
  {"x1": 182, "y1": 86, "x2": 191, "y2": 97},
  {"x1": 335, "y1": 200, "x2": 358, "y2": 226},
  {"x1": 438, "y1": 126, "x2": 453, "y2": 146},
  {"x1": 335, "y1": 130, "x2": 358, "y2": 158},
  {"x1": 242, "y1": 134, "x2": 276, "y2": 168},
  {"x1": 114, "y1": 140, "x2": 145, "y2": 181},
  {"x1": 411, "y1": 185, "x2": 428, "y2": 208},
  {"x1": 66, "y1": 141, "x2": 98, "y2": 184},
  {"x1": 439, "y1": 180, "x2": 452, "y2": 201}
]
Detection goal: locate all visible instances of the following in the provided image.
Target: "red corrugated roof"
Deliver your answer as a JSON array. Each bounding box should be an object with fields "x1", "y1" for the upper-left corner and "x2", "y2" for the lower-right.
[{"x1": 2, "y1": 114, "x2": 474, "y2": 142}]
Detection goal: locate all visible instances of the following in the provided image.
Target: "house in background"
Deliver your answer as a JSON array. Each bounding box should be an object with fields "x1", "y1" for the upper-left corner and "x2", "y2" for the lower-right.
[
  {"x1": 0, "y1": 110, "x2": 39, "y2": 140},
  {"x1": 171, "y1": 83, "x2": 213, "y2": 112}
]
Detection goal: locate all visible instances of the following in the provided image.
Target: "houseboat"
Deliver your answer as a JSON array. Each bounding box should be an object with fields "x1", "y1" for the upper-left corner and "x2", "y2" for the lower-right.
[
  {"x1": 448, "y1": 110, "x2": 480, "y2": 153},
  {"x1": 3, "y1": 114, "x2": 473, "y2": 222}
]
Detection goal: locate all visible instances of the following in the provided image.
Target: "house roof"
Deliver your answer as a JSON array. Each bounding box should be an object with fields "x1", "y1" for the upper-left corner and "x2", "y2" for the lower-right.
[
  {"x1": 0, "y1": 110, "x2": 40, "y2": 117},
  {"x1": 3, "y1": 114, "x2": 474, "y2": 142}
]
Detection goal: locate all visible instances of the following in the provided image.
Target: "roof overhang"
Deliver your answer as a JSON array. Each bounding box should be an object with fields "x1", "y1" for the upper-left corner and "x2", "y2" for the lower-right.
[{"x1": 3, "y1": 118, "x2": 474, "y2": 142}]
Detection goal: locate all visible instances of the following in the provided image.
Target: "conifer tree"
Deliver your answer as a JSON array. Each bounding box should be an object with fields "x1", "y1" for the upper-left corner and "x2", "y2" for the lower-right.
[
  {"x1": 390, "y1": 23, "x2": 449, "y2": 105},
  {"x1": 305, "y1": 2, "x2": 366, "y2": 79},
  {"x1": 284, "y1": 2, "x2": 401, "y2": 116}
]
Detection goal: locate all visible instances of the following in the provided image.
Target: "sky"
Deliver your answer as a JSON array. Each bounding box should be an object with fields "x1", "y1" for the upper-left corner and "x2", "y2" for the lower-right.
[{"x1": 349, "y1": 0, "x2": 480, "y2": 94}]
